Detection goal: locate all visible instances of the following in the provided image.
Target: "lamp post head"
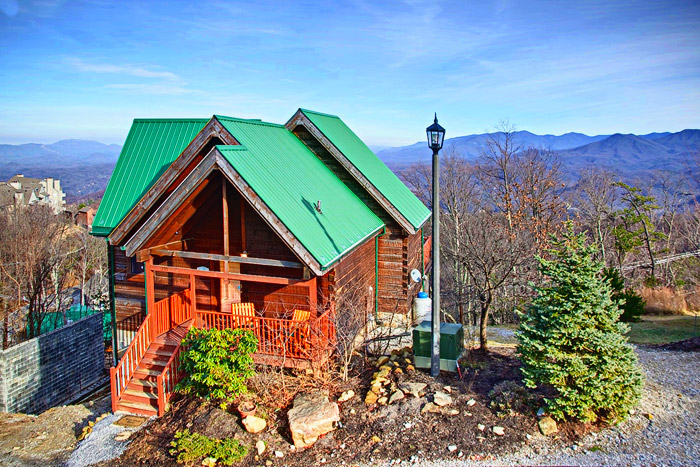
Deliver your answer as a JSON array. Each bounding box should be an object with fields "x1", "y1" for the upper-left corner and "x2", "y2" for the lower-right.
[{"x1": 426, "y1": 113, "x2": 445, "y2": 151}]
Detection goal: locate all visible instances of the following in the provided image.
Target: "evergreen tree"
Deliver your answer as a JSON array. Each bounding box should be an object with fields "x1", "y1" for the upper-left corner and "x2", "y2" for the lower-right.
[
  {"x1": 517, "y1": 223, "x2": 643, "y2": 423},
  {"x1": 603, "y1": 267, "x2": 645, "y2": 323}
]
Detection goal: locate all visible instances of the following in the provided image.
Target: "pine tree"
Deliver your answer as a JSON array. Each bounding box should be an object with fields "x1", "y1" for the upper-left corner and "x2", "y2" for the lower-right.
[{"x1": 517, "y1": 223, "x2": 643, "y2": 423}]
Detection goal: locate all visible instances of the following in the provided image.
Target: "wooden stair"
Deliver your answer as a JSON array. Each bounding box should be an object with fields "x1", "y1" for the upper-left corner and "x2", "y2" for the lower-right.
[{"x1": 114, "y1": 321, "x2": 191, "y2": 416}]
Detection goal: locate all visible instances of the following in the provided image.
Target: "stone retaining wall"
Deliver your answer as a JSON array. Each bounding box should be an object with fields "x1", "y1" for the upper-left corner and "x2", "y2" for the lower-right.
[{"x1": 0, "y1": 313, "x2": 105, "y2": 414}]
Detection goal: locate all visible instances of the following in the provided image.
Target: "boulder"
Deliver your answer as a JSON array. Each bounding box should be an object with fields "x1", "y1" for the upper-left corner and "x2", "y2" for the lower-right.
[
  {"x1": 389, "y1": 390, "x2": 405, "y2": 405},
  {"x1": 538, "y1": 416, "x2": 558, "y2": 435},
  {"x1": 399, "y1": 382, "x2": 427, "y2": 398},
  {"x1": 338, "y1": 390, "x2": 355, "y2": 402},
  {"x1": 242, "y1": 415, "x2": 267, "y2": 434},
  {"x1": 288, "y1": 391, "x2": 340, "y2": 448},
  {"x1": 433, "y1": 392, "x2": 452, "y2": 407}
]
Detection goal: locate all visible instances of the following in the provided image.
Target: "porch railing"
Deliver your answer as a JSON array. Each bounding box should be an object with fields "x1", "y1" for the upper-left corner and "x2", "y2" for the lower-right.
[
  {"x1": 110, "y1": 288, "x2": 192, "y2": 413},
  {"x1": 195, "y1": 308, "x2": 336, "y2": 361}
]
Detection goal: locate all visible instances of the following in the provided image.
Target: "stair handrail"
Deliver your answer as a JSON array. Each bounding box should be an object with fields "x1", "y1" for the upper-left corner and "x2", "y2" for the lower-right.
[
  {"x1": 110, "y1": 309, "x2": 155, "y2": 413},
  {"x1": 156, "y1": 318, "x2": 195, "y2": 416},
  {"x1": 110, "y1": 287, "x2": 193, "y2": 414}
]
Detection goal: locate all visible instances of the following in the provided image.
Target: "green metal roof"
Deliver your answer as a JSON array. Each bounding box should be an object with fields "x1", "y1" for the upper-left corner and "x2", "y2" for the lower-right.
[
  {"x1": 300, "y1": 109, "x2": 430, "y2": 231},
  {"x1": 92, "y1": 119, "x2": 208, "y2": 236},
  {"x1": 216, "y1": 116, "x2": 384, "y2": 269}
]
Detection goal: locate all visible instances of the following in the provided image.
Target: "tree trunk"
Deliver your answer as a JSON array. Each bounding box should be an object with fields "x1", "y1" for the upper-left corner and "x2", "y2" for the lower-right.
[{"x1": 479, "y1": 292, "x2": 492, "y2": 351}]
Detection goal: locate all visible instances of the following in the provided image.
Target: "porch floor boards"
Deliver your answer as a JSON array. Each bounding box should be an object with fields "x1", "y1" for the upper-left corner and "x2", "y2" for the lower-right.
[{"x1": 114, "y1": 319, "x2": 192, "y2": 417}]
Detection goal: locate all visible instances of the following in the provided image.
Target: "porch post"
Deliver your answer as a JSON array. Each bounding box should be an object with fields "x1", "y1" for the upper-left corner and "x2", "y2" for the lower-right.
[
  {"x1": 308, "y1": 276, "x2": 317, "y2": 313},
  {"x1": 145, "y1": 257, "x2": 155, "y2": 341},
  {"x1": 190, "y1": 273, "x2": 197, "y2": 323}
]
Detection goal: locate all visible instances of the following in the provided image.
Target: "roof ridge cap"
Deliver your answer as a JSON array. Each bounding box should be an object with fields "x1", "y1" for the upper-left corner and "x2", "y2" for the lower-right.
[
  {"x1": 300, "y1": 108, "x2": 340, "y2": 118},
  {"x1": 214, "y1": 115, "x2": 284, "y2": 128}
]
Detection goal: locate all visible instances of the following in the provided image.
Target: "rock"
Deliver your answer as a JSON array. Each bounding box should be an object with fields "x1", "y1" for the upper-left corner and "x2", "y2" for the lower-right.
[
  {"x1": 350, "y1": 408, "x2": 356, "y2": 414},
  {"x1": 477, "y1": 424, "x2": 485, "y2": 431},
  {"x1": 201, "y1": 457, "x2": 217, "y2": 467},
  {"x1": 378, "y1": 365, "x2": 393, "y2": 374},
  {"x1": 288, "y1": 391, "x2": 340, "y2": 449},
  {"x1": 242, "y1": 415, "x2": 267, "y2": 434},
  {"x1": 447, "y1": 445, "x2": 457, "y2": 452},
  {"x1": 338, "y1": 390, "x2": 355, "y2": 402},
  {"x1": 389, "y1": 390, "x2": 405, "y2": 405},
  {"x1": 114, "y1": 431, "x2": 131, "y2": 441},
  {"x1": 493, "y1": 426, "x2": 505, "y2": 436},
  {"x1": 443, "y1": 386, "x2": 452, "y2": 393},
  {"x1": 394, "y1": 368, "x2": 404, "y2": 375},
  {"x1": 466, "y1": 398, "x2": 476, "y2": 407},
  {"x1": 399, "y1": 382, "x2": 427, "y2": 398},
  {"x1": 376, "y1": 356, "x2": 390, "y2": 366},
  {"x1": 448, "y1": 409, "x2": 460, "y2": 416},
  {"x1": 433, "y1": 392, "x2": 452, "y2": 407},
  {"x1": 275, "y1": 450, "x2": 284, "y2": 458},
  {"x1": 404, "y1": 422, "x2": 413, "y2": 429},
  {"x1": 644, "y1": 413, "x2": 654, "y2": 420},
  {"x1": 390, "y1": 354, "x2": 397, "y2": 362},
  {"x1": 377, "y1": 396, "x2": 388, "y2": 405},
  {"x1": 536, "y1": 407, "x2": 546, "y2": 418},
  {"x1": 526, "y1": 433, "x2": 532, "y2": 440},
  {"x1": 405, "y1": 357, "x2": 412, "y2": 364},
  {"x1": 256, "y1": 440, "x2": 266, "y2": 455},
  {"x1": 406, "y1": 364, "x2": 415, "y2": 372},
  {"x1": 371, "y1": 435, "x2": 381, "y2": 443},
  {"x1": 421, "y1": 402, "x2": 441, "y2": 414},
  {"x1": 538, "y1": 417, "x2": 558, "y2": 436},
  {"x1": 194, "y1": 407, "x2": 241, "y2": 439},
  {"x1": 371, "y1": 383, "x2": 383, "y2": 394},
  {"x1": 266, "y1": 461, "x2": 273, "y2": 466}
]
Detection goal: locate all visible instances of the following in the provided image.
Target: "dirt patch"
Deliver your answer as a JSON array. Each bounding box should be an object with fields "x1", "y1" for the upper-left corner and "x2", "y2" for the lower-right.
[
  {"x1": 107, "y1": 348, "x2": 602, "y2": 466},
  {"x1": 653, "y1": 336, "x2": 700, "y2": 351},
  {"x1": 0, "y1": 387, "x2": 111, "y2": 467}
]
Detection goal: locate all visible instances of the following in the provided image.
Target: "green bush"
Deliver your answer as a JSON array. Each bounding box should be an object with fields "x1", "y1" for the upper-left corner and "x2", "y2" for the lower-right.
[
  {"x1": 517, "y1": 223, "x2": 643, "y2": 423},
  {"x1": 178, "y1": 327, "x2": 257, "y2": 403},
  {"x1": 603, "y1": 267, "x2": 645, "y2": 322},
  {"x1": 170, "y1": 429, "x2": 248, "y2": 465}
]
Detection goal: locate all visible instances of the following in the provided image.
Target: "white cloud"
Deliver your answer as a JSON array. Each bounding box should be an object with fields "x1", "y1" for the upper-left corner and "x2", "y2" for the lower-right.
[{"x1": 65, "y1": 57, "x2": 179, "y2": 80}]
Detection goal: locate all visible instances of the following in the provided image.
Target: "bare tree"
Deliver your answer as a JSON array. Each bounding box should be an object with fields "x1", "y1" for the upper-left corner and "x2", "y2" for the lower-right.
[{"x1": 575, "y1": 167, "x2": 618, "y2": 264}]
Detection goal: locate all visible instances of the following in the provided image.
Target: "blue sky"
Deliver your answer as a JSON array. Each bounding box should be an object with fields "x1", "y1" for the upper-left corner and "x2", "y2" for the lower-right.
[{"x1": 1, "y1": 0, "x2": 699, "y2": 146}]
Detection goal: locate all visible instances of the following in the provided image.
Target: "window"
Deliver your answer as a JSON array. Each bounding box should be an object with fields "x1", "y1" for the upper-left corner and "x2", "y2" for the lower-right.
[{"x1": 129, "y1": 256, "x2": 145, "y2": 275}]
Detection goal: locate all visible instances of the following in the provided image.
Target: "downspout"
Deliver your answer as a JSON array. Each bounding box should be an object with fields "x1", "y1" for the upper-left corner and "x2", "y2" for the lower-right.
[
  {"x1": 107, "y1": 240, "x2": 118, "y2": 367},
  {"x1": 374, "y1": 227, "x2": 387, "y2": 323}
]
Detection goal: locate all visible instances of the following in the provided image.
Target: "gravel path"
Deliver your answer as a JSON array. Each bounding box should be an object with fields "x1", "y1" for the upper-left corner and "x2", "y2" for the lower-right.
[{"x1": 380, "y1": 347, "x2": 700, "y2": 467}]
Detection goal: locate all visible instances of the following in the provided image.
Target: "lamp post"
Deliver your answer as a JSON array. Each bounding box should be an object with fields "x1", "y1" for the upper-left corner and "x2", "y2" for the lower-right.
[{"x1": 426, "y1": 114, "x2": 445, "y2": 377}]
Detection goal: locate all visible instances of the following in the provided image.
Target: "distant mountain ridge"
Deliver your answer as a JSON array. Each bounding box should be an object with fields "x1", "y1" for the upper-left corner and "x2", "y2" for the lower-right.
[
  {"x1": 376, "y1": 129, "x2": 700, "y2": 181},
  {"x1": 1, "y1": 130, "x2": 698, "y2": 202},
  {"x1": 0, "y1": 139, "x2": 122, "y2": 201}
]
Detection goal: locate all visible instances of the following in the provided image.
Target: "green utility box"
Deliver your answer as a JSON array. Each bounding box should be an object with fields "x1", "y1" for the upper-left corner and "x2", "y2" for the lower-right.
[{"x1": 412, "y1": 321, "x2": 464, "y2": 371}]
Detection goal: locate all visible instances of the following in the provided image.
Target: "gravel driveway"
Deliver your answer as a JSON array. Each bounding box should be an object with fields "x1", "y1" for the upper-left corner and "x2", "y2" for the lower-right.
[{"x1": 391, "y1": 346, "x2": 700, "y2": 467}]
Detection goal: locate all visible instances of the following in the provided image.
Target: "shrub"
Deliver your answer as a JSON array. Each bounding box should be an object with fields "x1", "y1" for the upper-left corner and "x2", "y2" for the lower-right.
[
  {"x1": 517, "y1": 223, "x2": 643, "y2": 423},
  {"x1": 178, "y1": 327, "x2": 257, "y2": 403},
  {"x1": 488, "y1": 380, "x2": 534, "y2": 417},
  {"x1": 603, "y1": 267, "x2": 645, "y2": 322},
  {"x1": 170, "y1": 429, "x2": 248, "y2": 465}
]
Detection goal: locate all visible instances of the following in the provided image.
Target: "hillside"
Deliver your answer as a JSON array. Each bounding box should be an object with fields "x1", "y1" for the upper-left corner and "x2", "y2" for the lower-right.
[
  {"x1": 0, "y1": 139, "x2": 121, "y2": 202},
  {"x1": 377, "y1": 129, "x2": 700, "y2": 181}
]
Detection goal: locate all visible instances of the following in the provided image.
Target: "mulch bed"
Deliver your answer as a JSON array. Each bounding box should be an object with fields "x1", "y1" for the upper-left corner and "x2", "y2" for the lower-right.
[
  {"x1": 107, "y1": 347, "x2": 594, "y2": 466},
  {"x1": 653, "y1": 336, "x2": 700, "y2": 352}
]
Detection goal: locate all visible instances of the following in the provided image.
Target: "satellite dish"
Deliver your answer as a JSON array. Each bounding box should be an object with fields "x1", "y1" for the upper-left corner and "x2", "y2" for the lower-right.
[{"x1": 410, "y1": 269, "x2": 422, "y2": 283}]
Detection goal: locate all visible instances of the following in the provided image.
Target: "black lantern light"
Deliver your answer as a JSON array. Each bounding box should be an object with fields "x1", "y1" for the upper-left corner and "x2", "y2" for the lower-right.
[{"x1": 426, "y1": 113, "x2": 445, "y2": 151}]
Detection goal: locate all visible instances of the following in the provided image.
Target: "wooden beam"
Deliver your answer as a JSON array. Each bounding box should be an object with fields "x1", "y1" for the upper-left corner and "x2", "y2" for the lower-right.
[
  {"x1": 240, "y1": 196, "x2": 246, "y2": 252},
  {"x1": 124, "y1": 153, "x2": 218, "y2": 256},
  {"x1": 145, "y1": 258, "x2": 155, "y2": 317},
  {"x1": 149, "y1": 264, "x2": 303, "y2": 285},
  {"x1": 149, "y1": 249, "x2": 303, "y2": 268}
]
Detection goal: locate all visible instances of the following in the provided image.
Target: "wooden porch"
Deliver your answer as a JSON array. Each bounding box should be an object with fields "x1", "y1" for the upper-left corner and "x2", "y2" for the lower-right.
[{"x1": 110, "y1": 263, "x2": 336, "y2": 416}]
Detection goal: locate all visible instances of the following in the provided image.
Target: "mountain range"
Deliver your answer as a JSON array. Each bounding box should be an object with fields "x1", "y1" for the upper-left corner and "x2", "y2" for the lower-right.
[{"x1": 1, "y1": 130, "x2": 698, "y2": 202}]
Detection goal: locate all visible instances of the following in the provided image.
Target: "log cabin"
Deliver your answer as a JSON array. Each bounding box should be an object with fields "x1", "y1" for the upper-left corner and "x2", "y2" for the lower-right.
[{"x1": 91, "y1": 109, "x2": 431, "y2": 416}]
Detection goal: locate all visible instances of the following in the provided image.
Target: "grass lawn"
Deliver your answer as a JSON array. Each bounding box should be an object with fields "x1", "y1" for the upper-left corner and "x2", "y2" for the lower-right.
[{"x1": 626, "y1": 315, "x2": 700, "y2": 345}]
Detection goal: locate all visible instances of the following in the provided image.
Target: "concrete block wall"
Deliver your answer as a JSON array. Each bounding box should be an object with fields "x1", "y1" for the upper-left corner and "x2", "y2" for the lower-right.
[{"x1": 0, "y1": 313, "x2": 105, "y2": 414}]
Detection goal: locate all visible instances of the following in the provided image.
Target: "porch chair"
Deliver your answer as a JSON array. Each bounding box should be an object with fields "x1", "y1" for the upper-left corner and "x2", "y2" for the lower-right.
[
  {"x1": 231, "y1": 302, "x2": 257, "y2": 328},
  {"x1": 290, "y1": 309, "x2": 311, "y2": 356}
]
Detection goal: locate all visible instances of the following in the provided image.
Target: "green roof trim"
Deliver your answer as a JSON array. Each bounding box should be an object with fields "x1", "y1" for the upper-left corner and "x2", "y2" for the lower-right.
[
  {"x1": 92, "y1": 118, "x2": 208, "y2": 237},
  {"x1": 300, "y1": 109, "x2": 430, "y2": 231},
  {"x1": 215, "y1": 116, "x2": 385, "y2": 269}
]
